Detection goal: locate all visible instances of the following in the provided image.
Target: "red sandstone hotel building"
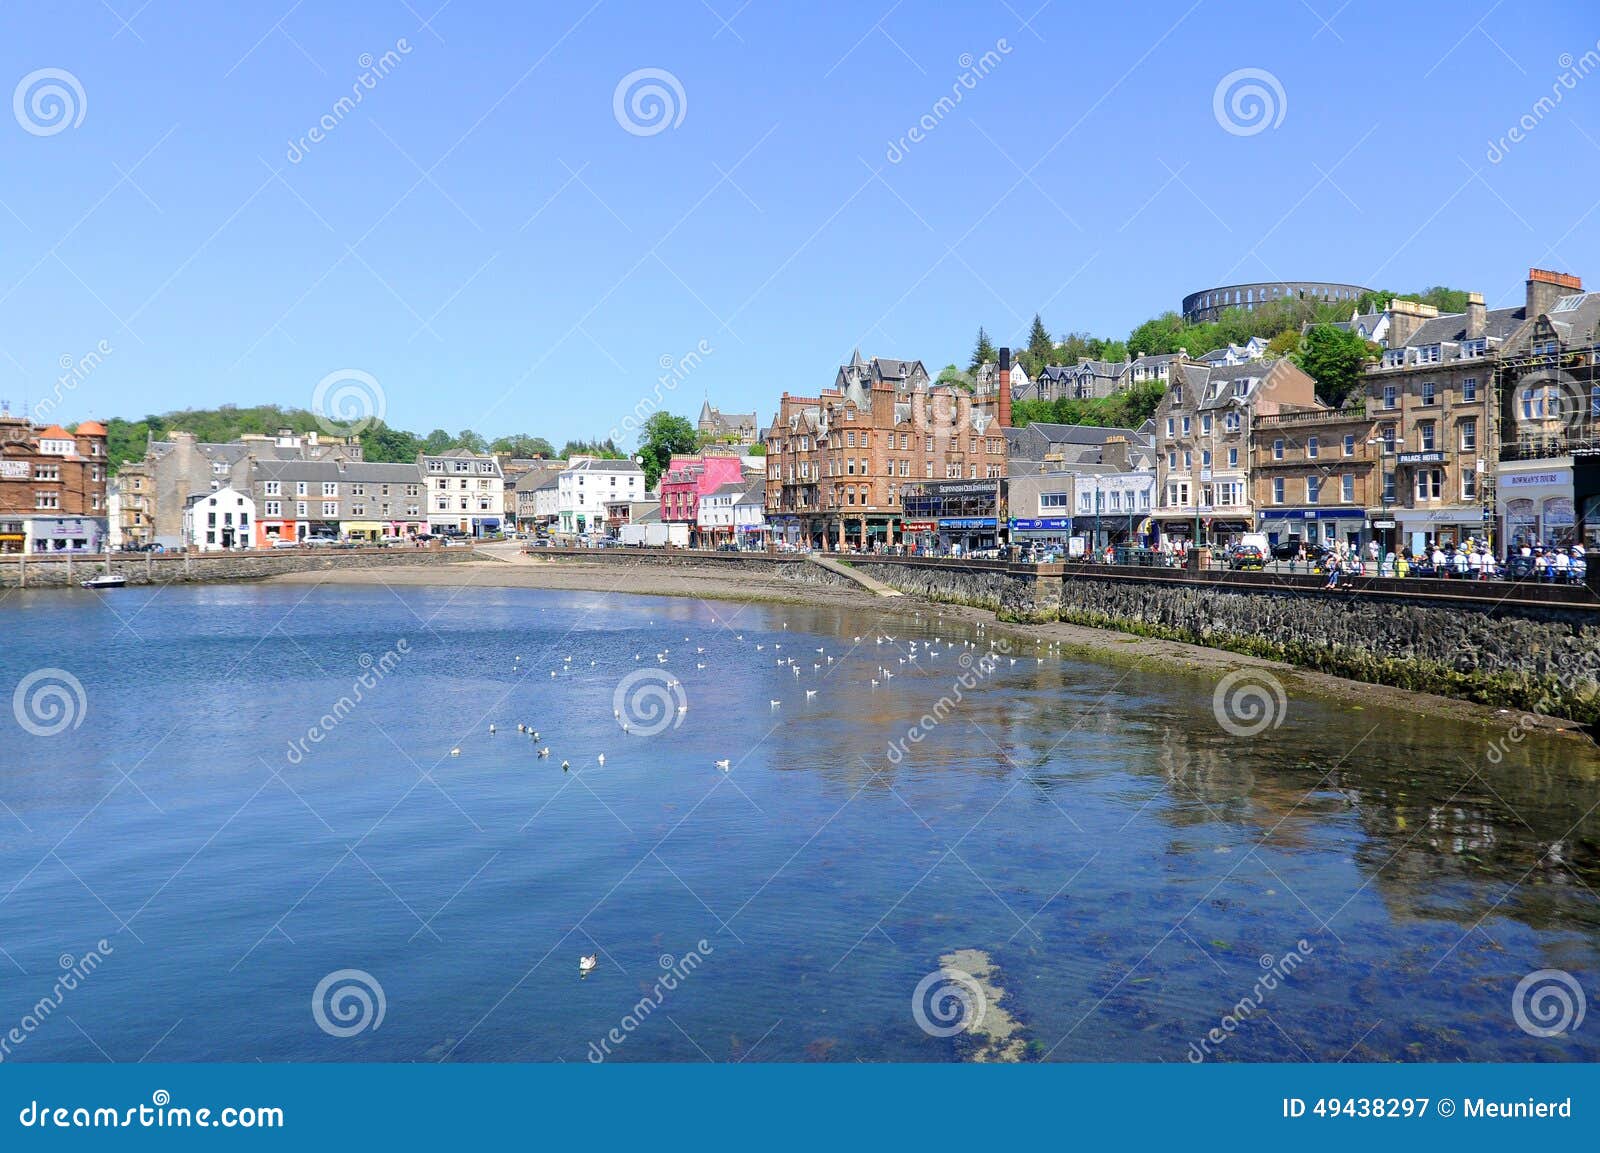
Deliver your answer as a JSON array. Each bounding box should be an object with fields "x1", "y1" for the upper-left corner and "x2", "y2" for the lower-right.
[
  {"x1": 763, "y1": 349, "x2": 1011, "y2": 550},
  {"x1": 0, "y1": 409, "x2": 109, "y2": 553}
]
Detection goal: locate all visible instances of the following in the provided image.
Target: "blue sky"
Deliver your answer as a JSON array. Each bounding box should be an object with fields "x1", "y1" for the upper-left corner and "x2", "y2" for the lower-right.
[{"x1": 2, "y1": 1, "x2": 1598, "y2": 444}]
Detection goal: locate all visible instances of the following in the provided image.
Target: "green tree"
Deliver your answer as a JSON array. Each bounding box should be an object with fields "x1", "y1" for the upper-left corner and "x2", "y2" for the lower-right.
[
  {"x1": 422, "y1": 428, "x2": 453, "y2": 454},
  {"x1": 1266, "y1": 328, "x2": 1303, "y2": 359},
  {"x1": 936, "y1": 364, "x2": 974, "y2": 390},
  {"x1": 968, "y1": 326, "x2": 996, "y2": 374},
  {"x1": 454, "y1": 428, "x2": 489, "y2": 454},
  {"x1": 490, "y1": 434, "x2": 556, "y2": 458},
  {"x1": 1294, "y1": 324, "x2": 1376, "y2": 407},
  {"x1": 360, "y1": 422, "x2": 423, "y2": 463},
  {"x1": 636, "y1": 413, "x2": 697, "y2": 488}
]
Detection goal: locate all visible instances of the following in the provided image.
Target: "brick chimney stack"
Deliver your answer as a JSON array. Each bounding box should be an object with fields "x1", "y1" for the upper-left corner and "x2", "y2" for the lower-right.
[
  {"x1": 1527, "y1": 268, "x2": 1582, "y2": 318},
  {"x1": 1465, "y1": 292, "x2": 1486, "y2": 339},
  {"x1": 997, "y1": 347, "x2": 1012, "y2": 427}
]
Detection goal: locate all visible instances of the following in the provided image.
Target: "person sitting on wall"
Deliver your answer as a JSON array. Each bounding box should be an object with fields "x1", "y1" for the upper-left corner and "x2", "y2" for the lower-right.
[{"x1": 1322, "y1": 550, "x2": 1341, "y2": 590}]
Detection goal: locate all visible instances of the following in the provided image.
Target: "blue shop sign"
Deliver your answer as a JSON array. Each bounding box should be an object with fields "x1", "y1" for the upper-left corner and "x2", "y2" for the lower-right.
[
  {"x1": 1010, "y1": 517, "x2": 1072, "y2": 531},
  {"x1": 938, "y1": 517, "x2": 998, "y2": 529},
  {"x1": 1257, "y1": 508, "x2": 1363, "y2": 521}
]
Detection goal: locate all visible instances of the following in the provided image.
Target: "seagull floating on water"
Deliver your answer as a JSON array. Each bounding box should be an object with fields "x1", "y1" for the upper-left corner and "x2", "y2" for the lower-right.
[
  {"x1": 597, "y1": 754, "x2": 605, "y2": 766},
  {"x1": 579, "y1": 954, "x2": 597, "y2": 972},
  {"x1": 714, "y1": 759, "x2": 731, "y2": 770},
  {"x1": 449, "y1": 747, "x2": 460, "y2": 757}
]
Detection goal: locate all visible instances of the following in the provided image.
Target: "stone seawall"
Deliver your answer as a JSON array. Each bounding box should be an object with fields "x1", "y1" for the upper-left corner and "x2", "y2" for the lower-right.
[
  {"x1": 850, "y1": 558, "x2": 1600, "y2": 725},
  {"x1": 0, "y1": 547, "x2": 477, "y2": 589}
]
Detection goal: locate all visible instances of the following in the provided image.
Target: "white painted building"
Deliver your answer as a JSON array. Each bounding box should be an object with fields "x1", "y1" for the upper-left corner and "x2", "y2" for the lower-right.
[
  {"x1": 698, "y1": 479, "x2": 766, "y2": 545},
  {"x1": 421, "y1": 450, "x2": 505, "y2": 536},
  {"x1": 182, "y1": 486, "x2": 256, "y2": 551},
  {"x1": 558, "y1": 457, "x2": 644, "y2": 535}
]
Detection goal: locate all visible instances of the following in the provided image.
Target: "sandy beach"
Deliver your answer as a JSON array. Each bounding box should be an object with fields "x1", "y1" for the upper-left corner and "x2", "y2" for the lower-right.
[{"x1": 263, "y1": 553, "x2": 1595, "y2": 741}]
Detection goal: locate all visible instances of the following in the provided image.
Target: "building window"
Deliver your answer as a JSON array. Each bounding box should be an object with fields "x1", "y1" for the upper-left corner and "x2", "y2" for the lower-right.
[
  {"x1": 1307, "y1": 437, "x2": 1319, "y2": 459},
  {"x1": 1382, "y1": 471, "x2": 1395, "y2": 503},
  {"x1": 1271, "y1": 478, "x2": 1284, "y2": 505},
  {"x1": 265, "y1": 501, "x2": 281, "y2": 517},
  {"x1": 1463, "y1": 377, "x2": 1478, "y2": 402},
  {"x1": 1341, "y1": 475, "x2": 1354, "y2": 503},
  {"x1": 1306, "y1": 476, "x2": 1320, "y2": 503},
  {"x1": 1421, "y1": 381, "x2": 1436, "y2": 406},
  {"x1": 1201, "y1": 414, "x2": 1212, "y2": 435},
  {"x1": 1383, "y1": 384, "x2": 1397, "y2": 410},
  {"x1": 1415, "y1": 469, "x2": 1442, "y2": 501},
  {"x1": 1227, "y1": 448, "x2": 1238, "y2": 468},
  {"x1": 265, "y1": 480, "x2": 281, "y2": 496},
  {"x1": 1460, "y1": 419, "x2": 1477, "y2": 451},
  {"x1": 1342, "y1": 434, "x2": 1355, "y2": 456},
  {"x1": 1419, "y1": 423, "x2": 1436, "y2": 451},
  {"x1": 1462, "y1": 469, "x2": 1478, "y2": 501},
  {"x1": 322, "y1": 482, "x2": 337, "y2": 497},
  {"x1": 322, "y1": 502, "x2": 338, "y2": 517},
  {"x1": 1273, "y1": 438, "x2": 1284, "y2": 460},
  {"x1": 1201, "y1": 449, "x2": 1212, "y2": 468}
]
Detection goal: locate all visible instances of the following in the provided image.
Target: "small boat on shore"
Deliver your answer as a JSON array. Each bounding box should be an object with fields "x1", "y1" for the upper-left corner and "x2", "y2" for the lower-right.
[{"x1": 81, "y1": 572, "x2": 128, "y2": 590}]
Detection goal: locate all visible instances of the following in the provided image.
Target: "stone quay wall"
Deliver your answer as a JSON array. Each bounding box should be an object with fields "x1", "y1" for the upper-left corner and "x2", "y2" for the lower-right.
[
  {"x1": 848, "y1": 557, "x2": 1600, "y2": 725},
  {"x1": 0, "y1": 547, "x2": 476, "y2": 589}
]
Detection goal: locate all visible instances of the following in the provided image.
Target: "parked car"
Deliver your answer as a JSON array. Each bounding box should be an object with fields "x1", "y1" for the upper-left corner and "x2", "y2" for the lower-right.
[
  {"x1": 1229, "y1": 543, "x2": 1267, "y2": 570},
  {"x1": 270, "y1": 538, "x2": 300, "y2": 549},
  {"x1": 1270, "y1": 538, "x2": 1328, "y2": 563},
  {"x1": 442, "y1": 537, "x2": 473, "y2": 548}
]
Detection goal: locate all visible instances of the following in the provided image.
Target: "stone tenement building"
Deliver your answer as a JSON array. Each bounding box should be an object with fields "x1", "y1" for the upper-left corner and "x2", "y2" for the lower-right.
[
  {"x1": 764, "y1": 349, "x2": 1010, "y2": 549},
  {"x1": 1250, "y1": 406, "x2": 1380, "y2": 550},
  {"x1": 0, "y1": 412, "x2": 108, "y2": 552},
  {"x1": 1151, "y1": 357, "x2": 1320, "y2": 544},
  {"x1": 118, "y1": 427, "x2": 363, "y2": 547}
]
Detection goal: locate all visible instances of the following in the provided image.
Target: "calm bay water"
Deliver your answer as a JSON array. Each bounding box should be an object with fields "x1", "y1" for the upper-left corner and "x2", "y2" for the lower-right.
[{"x1": 1, "y1": 583, "x2": 1597, "y2": 1063}]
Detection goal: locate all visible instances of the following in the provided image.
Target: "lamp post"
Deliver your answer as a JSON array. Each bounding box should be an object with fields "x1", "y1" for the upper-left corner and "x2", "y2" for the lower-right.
[{"x1": 1094, "y1": 487, "x2": 1102, "y2": 561}]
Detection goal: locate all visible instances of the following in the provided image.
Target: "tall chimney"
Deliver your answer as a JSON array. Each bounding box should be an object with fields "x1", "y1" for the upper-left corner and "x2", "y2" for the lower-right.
[
  {"x1": 997, "y1": 346, "x2": 1012, "y2": 427},
  {"x1": 1465, "y1": 292, "x2": 1486, "y2": 339},
  {"x1": 1527, "y1": 268, "x2": 1582, "y2": 318}
]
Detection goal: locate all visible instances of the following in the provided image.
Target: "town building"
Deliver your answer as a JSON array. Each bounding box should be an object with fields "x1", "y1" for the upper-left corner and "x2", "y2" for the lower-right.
[
  {"x1": 659, "y1": 452, "x2": 747, "y2": 544},
  {"x1": 557, "y1": 456, "x2": 645, "y2": 536},
  {"x1": 252, "y1": 460, "x2": 426, "y2": 544},
  {"x1": 1008, "y1": 431, "x2": 1156, "y2": 552},
  {"x1": 0, "y1": 411, "x2": 108, "y2": 553},
  {"x1": 1251, "y1": 405, "x2": 1379, "y2": 551},
  {"x1": 697, "y1": 478, "x2": 767, "y2": 547},
  {"x1": 182, "y1": 486, "x2": 256, "y2": 550},
  {"x1": 1493, "y1": 270, "x2": 1597, "y2": 550},
  {"x1": 696, "y1": 402, "x2": 759, "y2": 448},
  {"x1": 421, "y1": 449, "x2": 505, "y2": 537},
  {"x1": 1151, "y1": 358, "x2": 1320, "y2": 547},
  {"x1": 120, "y1": 427, "x2": 362, "y2": 548},
  {"x1": 764, "y1": 348, "x2": 1010, "y2": 550},
  {"x1": 514, "y1": 468, "x2": 562, "y2": 533},
  {"x1": 1361, "y1": 284, "x2": 1522, "y2": 554}
]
